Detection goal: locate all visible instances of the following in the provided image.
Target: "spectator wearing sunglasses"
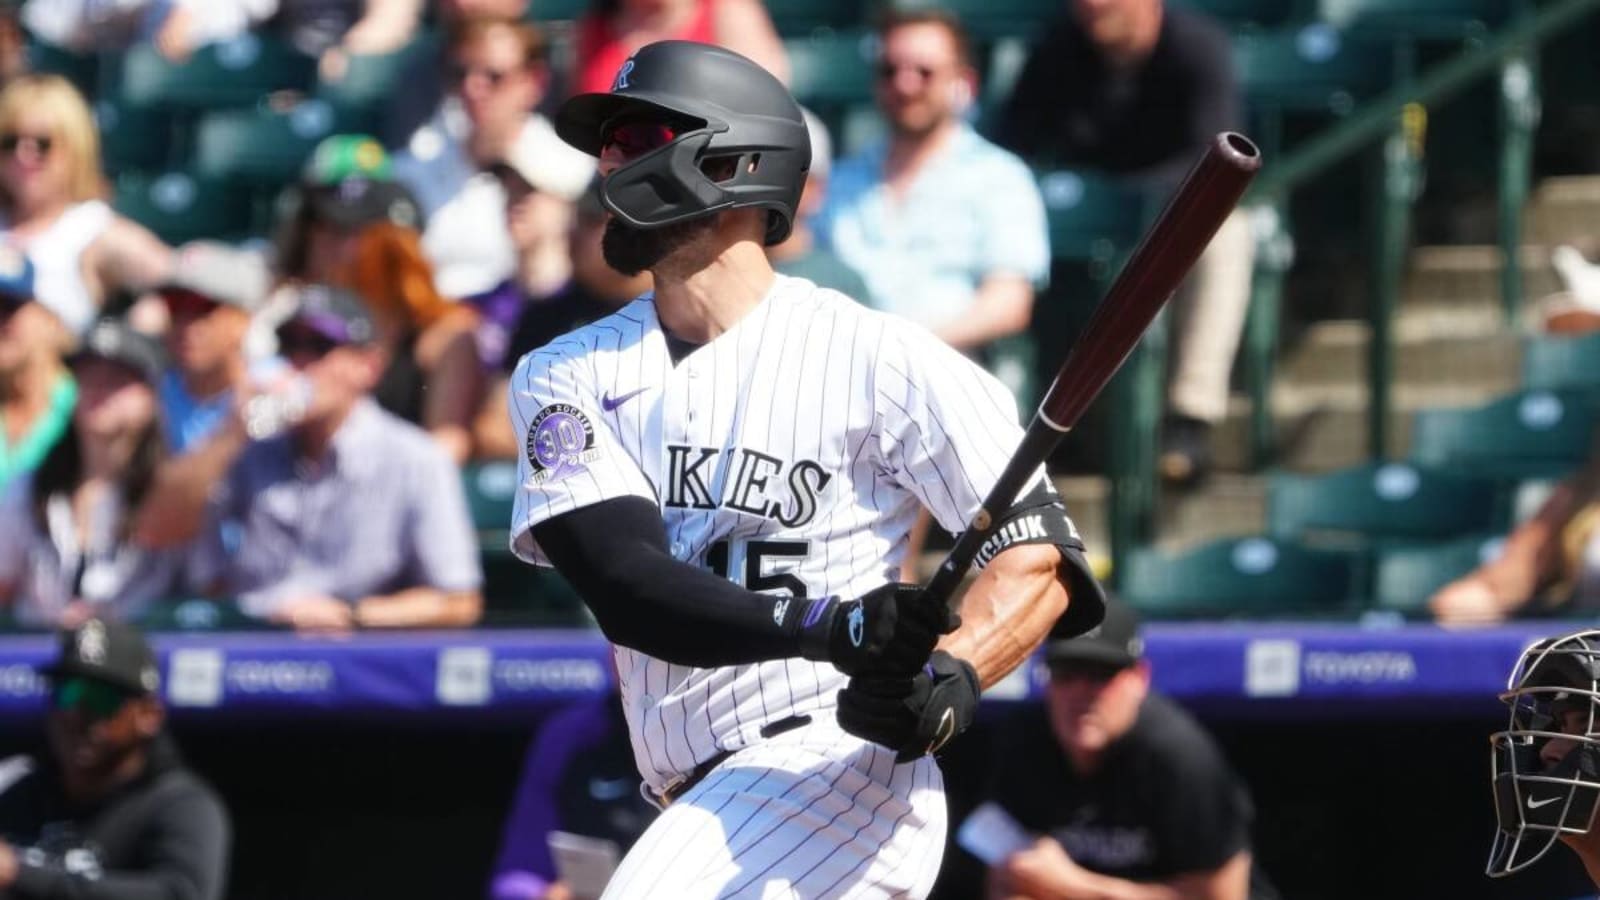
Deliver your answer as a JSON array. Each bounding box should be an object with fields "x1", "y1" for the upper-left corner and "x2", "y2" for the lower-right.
[
  {"x1": 818, "y1": 9, "x2": 1048, "y2": 381},
  {"x1": 171, "y1": 284, "x2": 483, "y2": 633},
  {"x1": 0, "y1": 318, "x2": 186, "y2": 630},
  {"x1": 0, "y1": 75, "x2": 172, "y2": 340},
  {"x1": 0, "y1": 246, "x2": 76, "y2": 492},
  {"x1": 965, "y1": 600, "x2": 1270, "y2": 900},
  {"x1": 393, "y1": 16, "x2": 593, "y2": 303},
  {"x1": 0, "y1": 619, "x2": 229, "y2": 899}
]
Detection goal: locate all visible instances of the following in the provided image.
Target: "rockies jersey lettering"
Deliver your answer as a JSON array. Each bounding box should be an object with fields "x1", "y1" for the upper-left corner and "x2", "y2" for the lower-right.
[{"x1": 508, "y1": 274, "x2": 1047, "y2": 794}]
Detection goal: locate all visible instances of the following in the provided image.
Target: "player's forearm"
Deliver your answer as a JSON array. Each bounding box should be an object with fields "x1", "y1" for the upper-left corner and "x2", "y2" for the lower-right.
[{"x1": 937, "y1": 543, "x2": 1068, "y2": 690}]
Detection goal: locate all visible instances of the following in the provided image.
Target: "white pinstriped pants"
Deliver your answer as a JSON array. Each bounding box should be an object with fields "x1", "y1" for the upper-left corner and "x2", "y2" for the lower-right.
[{"x1": 601, "y1": 717, "x2": 947, "y2": 899}]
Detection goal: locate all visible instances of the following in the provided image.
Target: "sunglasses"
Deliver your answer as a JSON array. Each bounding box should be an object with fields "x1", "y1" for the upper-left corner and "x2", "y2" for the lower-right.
[
  {"x1": 276, "y1": 326, "x2": 341, "y2": 362},
  {"x1": 0, "y1": 132, "x2": 53, "y2": 158},
  {"x1": 160, "y1": 289, "x2": 221, "y2": 320},
  {"x1": 52, "y1": 676, "x2": 132, "y2": 721},
  {"x1": 1047, "y1": 660, "x2": 1127, "y2": 683},
  {"x1": 875, "y1": 60, "x2": 941, "y2": 83},
  {"x1": 448, "y1": 62, "x2": 518, "y2": 89},
  {"x1": 601, "y1": 121, "x2": 681, "y2": 159}
]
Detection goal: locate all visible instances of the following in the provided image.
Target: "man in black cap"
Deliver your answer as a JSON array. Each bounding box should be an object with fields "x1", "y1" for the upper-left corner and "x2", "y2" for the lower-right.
[
  {"x1": 145, "y1": 283, "x2": 483, "y2": 634},
  {"x1": 0, "y1": 618, "x2": 229, "y2": 899},
  {"x1": 977, "y1": 601, "x2": 1268, "y2": 899}
]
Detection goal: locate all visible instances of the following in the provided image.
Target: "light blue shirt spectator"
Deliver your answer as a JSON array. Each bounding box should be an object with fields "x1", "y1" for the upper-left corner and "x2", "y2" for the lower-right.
[{"x1": 817, "y1": 123, "x2": 1050, "y2": 332}]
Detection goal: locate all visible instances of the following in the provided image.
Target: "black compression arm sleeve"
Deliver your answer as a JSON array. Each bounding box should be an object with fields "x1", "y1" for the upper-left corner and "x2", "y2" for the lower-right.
[{"x1": 531, "y1": 497, "x2": 807, "y2": 667}]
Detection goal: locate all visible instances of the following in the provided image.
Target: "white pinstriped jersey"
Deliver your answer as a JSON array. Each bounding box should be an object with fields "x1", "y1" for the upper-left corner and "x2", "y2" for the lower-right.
[{"x1": 509, "y1": 274, "x2": 1042, "y2": 795}]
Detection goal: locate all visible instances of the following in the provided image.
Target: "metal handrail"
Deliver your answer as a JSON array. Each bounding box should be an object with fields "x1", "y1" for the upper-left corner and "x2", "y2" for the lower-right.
[{"x1": 1248, "y1": 0, "x2": 1600, "y2": 203}]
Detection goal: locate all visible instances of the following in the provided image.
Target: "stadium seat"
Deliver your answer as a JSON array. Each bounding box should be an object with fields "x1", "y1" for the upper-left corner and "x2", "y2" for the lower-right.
[
  {"x1": 786, "y1": 29, "x2": 877, "y2": 109},
  {"x1": 463, "y1": 460, "x2": 519, "y2": 534},
  {"x1": 112, "y1": 172, "x2": 255, "y2": 244},
  {"x1": 1120, "y1": 536, "x2": 1363, "y2": 618},
  {"x1": 1409, "y1": 388, "x2": 1600, "y2": 481},
  {"x1": 766, "y1": 0, "x2": 863, "y2": 36},
  {"x1": 1315, "y1": 0, "x2": 1517, "y2": 40},
  {"x1": 1266, "y1": 462, "x2": 1501, "y2": 545},
  {"x1": 886, "y1": 0, "x2": 1060, "y2": 40},
  {"x1": 526, "y1": 0, "x2": 590, "y2": 22},
  {"x1": 120, "y1": 35, "x2": 316, "y2": 110},
  {"x1": 1172, "y1": 0, "x2": 1308, "y2": 29},
  {"x1": 315, "y1": 33, "x2": 441, "y2": 129},
  {"x1": 1233, "y1": 25, "x2": 1396, "y2": 115},
  {"x1": 137, "y1": 597, "x2": 263, "y2": 632},
  {"x1": 1522, "y1": 331, "x2": 1600, "y2": 393},
  {"x1": 1371, "y1": 534, "x2": 1505, "y2": 614},
  {"x1": 192, "y1": 101, "x2": 342, "y2": 184},
  {"x1": 1036, "y1": 170, "x2": 1151, "y2": 267},
  {"x1": 95, "y1": 99, "x2": 174, "y2": 174},
  {"x1": 24, "y1": 40, "x2": 99, "y2": 96}
]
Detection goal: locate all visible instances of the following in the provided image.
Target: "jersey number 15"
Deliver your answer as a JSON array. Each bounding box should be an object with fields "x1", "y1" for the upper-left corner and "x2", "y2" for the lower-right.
[{"x1": 705, "y1": 540, "x2": 811, "y2": 598}]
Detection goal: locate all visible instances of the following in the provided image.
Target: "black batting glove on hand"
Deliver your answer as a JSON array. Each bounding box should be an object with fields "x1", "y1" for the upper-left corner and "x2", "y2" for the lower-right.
[
  {"x1": 789, "y1": 583, "x2": 958, "y2": 678},
  {"x1": 836, "y1": 651, "x2": 981, "y2": 763}
]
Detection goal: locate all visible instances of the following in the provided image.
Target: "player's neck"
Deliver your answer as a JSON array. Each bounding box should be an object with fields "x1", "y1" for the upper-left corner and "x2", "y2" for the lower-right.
[{"x1": 652, "y1": 241, "x2": 777, "y2": 344}]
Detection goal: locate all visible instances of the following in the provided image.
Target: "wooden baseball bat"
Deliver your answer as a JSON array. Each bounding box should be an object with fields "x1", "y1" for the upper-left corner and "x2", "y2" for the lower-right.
[{"x1": 921, "y1": 132, "x2": 1263, "y2": 608}]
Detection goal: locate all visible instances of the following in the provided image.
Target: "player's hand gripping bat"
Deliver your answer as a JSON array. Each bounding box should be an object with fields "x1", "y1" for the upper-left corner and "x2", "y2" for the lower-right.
[{"x1": 920, "y1": 132, "x2": 1263, "y2": 610}]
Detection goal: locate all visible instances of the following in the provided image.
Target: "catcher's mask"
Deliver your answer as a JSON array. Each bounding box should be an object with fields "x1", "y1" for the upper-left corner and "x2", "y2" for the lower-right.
[
  {"x1": 554, "y1": 40, "x2": 810, "y2": 246},
  {"x1": 1488, "y1": 629, "x2": 1600, "y2": 876}
]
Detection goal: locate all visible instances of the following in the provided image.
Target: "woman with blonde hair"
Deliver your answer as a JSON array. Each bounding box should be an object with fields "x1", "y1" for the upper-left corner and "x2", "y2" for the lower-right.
[{"x1": 0, "y1": 74, "x2": 172, "y2": 339}]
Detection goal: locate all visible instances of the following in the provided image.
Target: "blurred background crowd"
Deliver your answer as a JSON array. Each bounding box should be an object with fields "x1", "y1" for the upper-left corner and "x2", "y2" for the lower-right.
[{"x1": 0, "y1": 0, "x2": 1598, "y2": 897}]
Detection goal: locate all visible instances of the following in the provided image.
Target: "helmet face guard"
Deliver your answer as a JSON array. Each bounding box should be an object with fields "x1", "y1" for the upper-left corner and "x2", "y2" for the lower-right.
[{"x1": 1487, "y1": 629, "x2": 1600, "y2": 877}]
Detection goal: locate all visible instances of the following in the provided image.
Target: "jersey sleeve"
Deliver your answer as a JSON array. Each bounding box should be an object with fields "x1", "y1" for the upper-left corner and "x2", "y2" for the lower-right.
[
  {"x1": 875, "y1": 324, "x2": 1046, "y2": 535},
  {"x1": 508, "y1": 342, "x2": 657, "y2": 566}
]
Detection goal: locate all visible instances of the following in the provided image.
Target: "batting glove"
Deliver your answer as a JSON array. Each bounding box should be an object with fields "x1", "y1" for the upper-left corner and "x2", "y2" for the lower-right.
[
  {"x1": 836, "y1": 651, "x2": 981, "y2": 763},
  {"x1": 790, "y1": 583, "x2": 957, "y2": 678}
]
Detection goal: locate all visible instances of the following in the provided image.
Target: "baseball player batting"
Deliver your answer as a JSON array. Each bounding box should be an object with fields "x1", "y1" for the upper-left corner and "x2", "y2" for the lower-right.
[{"x1": 510, "y1": 40, "x2": 1108, "y2": 898}]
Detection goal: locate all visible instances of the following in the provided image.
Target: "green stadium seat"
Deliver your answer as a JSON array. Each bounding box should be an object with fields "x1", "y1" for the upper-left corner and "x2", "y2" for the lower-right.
[
  {"x1": 1522, "y1": 331, "x2": 1600, "y2": 393},
  {"x1": 526, "y1": 0, "x2": 590, "y2": 22},
  {"x1": 1234, "y1": 24, "x2": 1396, "y2": 115},
  {"x1": 1409, "y1": 388, "x2": 1600, "y2": 481},
  {"x1": 1372, "y1": 534, "x2": 1505, "y2": 614},
  {"x1": 24, "y1": 40, "x2": 99, "y2": 96},
  {"x1": 766, "y1": 0, "x2": 863, "y2": 37},
  {"x1": 1036, "y1": 170, "x2": 1151, "y2": 265},
  {"x1": 192, "y1": 101, "x2": 342, "y2": 184},
  {"x1": 1121, "y1": 536, "x2": 1363, "y2": 618},
  {"x1": 787, "y1": 29, "x2": 877, "y2": 110},
  {"x1": 1172, "y1": 0, "x2": 1308, "y2": 29},
  {"x1": 1266, "y1": 462, "x2": 1501, "y2": 545},
  {"x1": 1315, "y1": 0, "x2": 1517, "y2": 40},
  {"x1": 95, "y1": 99, "x2": 174, "y2": 174},
  {"x1": 113, "y1": 171, "x2": 255, "y2": 245},
  {"x1": 120, "y1": 35, "x2": 316, "y2": 110},
  {"x1": 315, "y1": 33, "x2": 441, "y2": 130},
  {"x1": 137, "y1": 597, "x2": 263, "y2": 632},
  {"x1": 463, "y1": 460, "x2": 519, "y2": 533},
  {"x1": 887, "y1": 0, "x2": 1060, "y2": 40}
]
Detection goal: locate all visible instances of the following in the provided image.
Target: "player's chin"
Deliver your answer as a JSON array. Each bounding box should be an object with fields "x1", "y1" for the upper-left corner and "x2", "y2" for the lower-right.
[{"x1": 602, "y1": 217, "x2": 715, "y2": 276}]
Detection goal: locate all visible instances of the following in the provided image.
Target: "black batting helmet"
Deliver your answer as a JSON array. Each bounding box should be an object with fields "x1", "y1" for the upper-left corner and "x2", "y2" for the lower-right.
[{"x1": 553, "y1": 40, "x2": 810, "y2": 245}]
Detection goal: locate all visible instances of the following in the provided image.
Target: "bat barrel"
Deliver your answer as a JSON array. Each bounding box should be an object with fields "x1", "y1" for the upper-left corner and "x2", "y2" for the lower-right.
[{"x1": 1038, "y1": 132, "x2": 1261, "y2": 431}]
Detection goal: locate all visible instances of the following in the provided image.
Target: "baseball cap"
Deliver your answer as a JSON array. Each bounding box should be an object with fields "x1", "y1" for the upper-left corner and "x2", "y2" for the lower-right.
[
  {"x1": 0, "y1": 243, "x2": 34, "y2": 303},
  {"x1": 490, "y1": 117, "x2": 597, "y2": 202},
  {"x1": 304, "y1": 134, "x2": 393, "y2": 186},
  {"x1": 160, "y1": 241, "x2": 271, "y2": 312},
  {"x1": 1044, "y1": 598, "x2": 1144, "y2": 669},
  {"x1": 305, "y1": 177, "x2": 423, "y2": 232},
  {"x1": 37, "y1": 618, "x2": 162, "y2": 696},
  {"x1": 71, "y1": 318, "x2": 168, "y2": 384},
  {"x1": 278, "y1": 282, "x2": 376, "y2": 346}
]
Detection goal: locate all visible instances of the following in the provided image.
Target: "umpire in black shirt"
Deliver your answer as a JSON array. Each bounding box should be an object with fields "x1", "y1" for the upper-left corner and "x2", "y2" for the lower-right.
[
  {"x1": 0, "y1": 619, "x2": 229, "y2": 900},
  {"x1": 981, "y1": 601, "x2": 1272, "y2": 899}
]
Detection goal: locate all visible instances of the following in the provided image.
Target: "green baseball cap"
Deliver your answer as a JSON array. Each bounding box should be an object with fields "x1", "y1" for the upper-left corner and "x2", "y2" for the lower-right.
[{"x1": 303, "y1": 134, "x2": 393, "y2": 187}]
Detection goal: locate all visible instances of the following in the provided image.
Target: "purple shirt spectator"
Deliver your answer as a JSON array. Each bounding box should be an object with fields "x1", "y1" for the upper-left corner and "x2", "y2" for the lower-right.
[{"x1": 490, "y1": 693, "x2": 655, "y2": 900}]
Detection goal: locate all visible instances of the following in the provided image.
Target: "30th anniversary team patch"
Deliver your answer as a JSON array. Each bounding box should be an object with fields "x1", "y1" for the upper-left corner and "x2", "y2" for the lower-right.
[{"x1": 525, "y1": 403, "x2": 603, "y2": 485}]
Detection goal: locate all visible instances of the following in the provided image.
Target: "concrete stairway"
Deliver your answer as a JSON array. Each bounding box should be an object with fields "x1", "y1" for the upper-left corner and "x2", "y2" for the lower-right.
[{"x1": 1062, "y1": 175, "x2": 1600, "y2": 558}]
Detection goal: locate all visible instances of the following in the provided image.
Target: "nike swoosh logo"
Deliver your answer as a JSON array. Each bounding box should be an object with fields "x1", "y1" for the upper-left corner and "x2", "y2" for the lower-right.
[
  {"x1": 925, "y1": 709, "x2": 957, "y2": 755},
  {"x1": 602, "y1": 387, "x2": 650, "y2": 412},
  {"x1": 1527, "y1": 795, "x2": 1563, "y2": 809}
]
